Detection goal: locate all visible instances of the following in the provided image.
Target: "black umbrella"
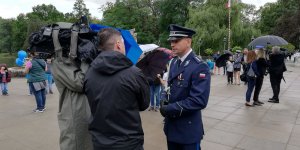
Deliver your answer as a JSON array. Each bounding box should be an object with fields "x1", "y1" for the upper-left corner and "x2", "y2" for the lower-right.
[
  {"x1": 136, "y1": 48, "x2": 172, "y2": 81},
  {"x1": 248, "y1": 35, "x2": 288, "y2": 47},
  {"x1": 215, "y1": 53, "x2": 232, "y2": 68}
]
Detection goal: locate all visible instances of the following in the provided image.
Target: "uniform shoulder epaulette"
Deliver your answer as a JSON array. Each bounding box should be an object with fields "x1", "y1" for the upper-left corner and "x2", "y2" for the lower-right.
[{"x1": 193, "y1": 56, "x2": 203, "y2": 64}]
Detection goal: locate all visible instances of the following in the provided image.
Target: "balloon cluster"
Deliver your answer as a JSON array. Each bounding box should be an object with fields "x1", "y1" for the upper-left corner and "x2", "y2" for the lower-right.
[{"x1": 15, "y1": 50, "x2": 27, "y2": 67}]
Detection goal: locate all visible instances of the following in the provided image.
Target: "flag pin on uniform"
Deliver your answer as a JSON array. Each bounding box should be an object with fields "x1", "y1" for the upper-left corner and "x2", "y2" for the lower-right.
[{"x1": 199, "y1": 73, "x2": 206, "y2": 78}]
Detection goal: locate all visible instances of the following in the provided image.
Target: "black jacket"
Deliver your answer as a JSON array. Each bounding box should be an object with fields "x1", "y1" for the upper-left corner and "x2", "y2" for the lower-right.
[
  {"x1": 84, "y1": 50, "x2": 150, "y2": 150},
  {"x1": 256, "y1": 58, "x2": 268, "y2": 77},
  {"x1": 268, "y1": 53, "x2": 286, "y2": 76}
]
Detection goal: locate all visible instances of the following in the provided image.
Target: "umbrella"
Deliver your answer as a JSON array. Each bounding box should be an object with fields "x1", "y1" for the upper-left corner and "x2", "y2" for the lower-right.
[
  {"x1": 136, "y1": 48, "x2": 172, "y2": 81},
  {"x1": 89, "y1": 24, "x2": 142, "y2": 64},
  {"x1": 248, "y1": 35, "x2": 288, "y2": 47},
  {"x1": 215, "y1": 53, "x2": 232, "y2": 68}
]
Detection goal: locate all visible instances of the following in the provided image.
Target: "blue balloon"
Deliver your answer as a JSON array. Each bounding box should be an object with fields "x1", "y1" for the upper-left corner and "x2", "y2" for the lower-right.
[
  {"x1": 18, "y1": 50, "x2": 27, "y2": 59},
  {"x1": 16, "y1": 58, "x2": 24, "y2": 67}
]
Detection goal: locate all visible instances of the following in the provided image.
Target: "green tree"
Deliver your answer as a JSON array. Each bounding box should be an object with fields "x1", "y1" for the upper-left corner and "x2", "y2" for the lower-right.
[
  {"x1": 28, "y1": 4, "x2": 65, "y2": 22},
  {"x1": 11, "y1": 14, "x2": 28, "y2": 51},
  {"x1": 158, "y1": 0, "x2": 204, "y2": 47},
  {"x1": 0, "y1": 18, "x2": 13, "y2": 54},
  {"x1": 186, "y1": 0, "x2": 260, "y2": 55},
  {"x1": 232, "y1": 46, "x2": 242, "y2": 53},
  {"x1": 73, "y1": 0, "x2": 91, "y2": 19},
  {"x1": 101, "y1": 0, "x2": 160, "y2": 44},
  {"x1": 257, "y1": 0, "x2": 300, "y2": 48}
]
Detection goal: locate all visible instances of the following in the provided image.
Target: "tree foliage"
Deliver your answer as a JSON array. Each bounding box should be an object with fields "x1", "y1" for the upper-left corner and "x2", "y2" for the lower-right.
[
  {"x1": 0, "y1": 18, "x2": 13, "y2": 53},
  {"x1": 258, "y1": 0, "x2": 300, "y2": 49},
  {"x1": 187, "y1": 0, "x2": 260, "y2": 55},
  {"x1": 73, "y1": 0, "x2": 91, "y2": 19}
]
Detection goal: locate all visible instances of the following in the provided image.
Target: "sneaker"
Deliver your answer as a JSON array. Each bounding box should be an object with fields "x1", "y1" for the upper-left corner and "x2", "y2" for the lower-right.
[
  {"x1": 148, "y1": 107, "x2": 154, "y2": 111},
  {"x1": 33, "y1": 109, "x2": 44, "y2": 113},
  {"x1": 245, "y1": 102, "x2": 253, "y2": 107}
]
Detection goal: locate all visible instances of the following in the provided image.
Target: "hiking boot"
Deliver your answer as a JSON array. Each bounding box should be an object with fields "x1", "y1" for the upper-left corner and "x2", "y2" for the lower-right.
[{"x1": 268, "y1": 100, "x2": 279, "y2": 103}]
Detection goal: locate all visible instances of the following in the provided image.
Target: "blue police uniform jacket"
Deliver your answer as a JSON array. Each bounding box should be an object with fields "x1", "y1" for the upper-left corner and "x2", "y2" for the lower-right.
[{"x1": 163, "y1": 51, "x2": 211, "y2": 144}]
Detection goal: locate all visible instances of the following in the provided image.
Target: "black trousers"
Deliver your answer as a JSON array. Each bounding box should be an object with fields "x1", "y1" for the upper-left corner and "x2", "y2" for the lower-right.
[
  {"x1": 253, "y1": 76, "x2": 264, "y2": 101},
  {"x1": 227, "y1": 72, "x2": 233, "y2": 83},
  {"x1": 270, "y1": 73, "x2": 283, "y2": 100}
]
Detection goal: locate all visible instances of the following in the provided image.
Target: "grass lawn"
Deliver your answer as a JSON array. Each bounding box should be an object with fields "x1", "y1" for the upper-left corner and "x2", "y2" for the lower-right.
[{"x1": 0, "y1": 53, "x2": 17, "y2": 67}]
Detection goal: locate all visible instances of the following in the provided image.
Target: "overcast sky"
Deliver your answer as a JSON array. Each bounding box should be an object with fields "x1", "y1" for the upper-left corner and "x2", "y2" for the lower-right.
[{"x1": 0, "y1": 0, "x2": 277, "y2": 19}]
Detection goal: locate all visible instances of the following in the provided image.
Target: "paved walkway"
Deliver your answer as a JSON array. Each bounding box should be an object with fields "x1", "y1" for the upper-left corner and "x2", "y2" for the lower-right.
[{"x1": 0, "y1": 64, "x2": 299, "y2": 150}]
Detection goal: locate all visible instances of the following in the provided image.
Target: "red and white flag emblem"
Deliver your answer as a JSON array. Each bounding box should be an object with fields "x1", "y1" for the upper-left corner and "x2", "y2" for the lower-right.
[{"x1": 199, "y1": 73, "x2": 206, "y2": 78}]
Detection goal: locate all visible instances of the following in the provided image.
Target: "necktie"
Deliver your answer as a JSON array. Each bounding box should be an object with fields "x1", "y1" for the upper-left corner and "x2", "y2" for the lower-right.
[{"x1": 177, "y1": 59, "x2": 182, "y2": 68}]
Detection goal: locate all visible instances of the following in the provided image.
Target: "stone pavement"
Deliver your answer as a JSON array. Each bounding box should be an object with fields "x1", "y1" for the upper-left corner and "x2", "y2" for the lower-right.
[{"x1": 0, "y1": 64, "x2": 299, "y2": 150}]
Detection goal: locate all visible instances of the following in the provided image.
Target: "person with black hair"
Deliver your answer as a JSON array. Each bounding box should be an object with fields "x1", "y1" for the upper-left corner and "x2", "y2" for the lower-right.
[{"x1": 84, "y1": 28, "x2": 150, "y2": 150}]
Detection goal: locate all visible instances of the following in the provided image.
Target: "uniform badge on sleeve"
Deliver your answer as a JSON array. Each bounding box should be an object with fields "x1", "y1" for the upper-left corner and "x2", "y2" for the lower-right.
[{"x1": 199, "y1": 73, "x2": 206, "y2": 79}]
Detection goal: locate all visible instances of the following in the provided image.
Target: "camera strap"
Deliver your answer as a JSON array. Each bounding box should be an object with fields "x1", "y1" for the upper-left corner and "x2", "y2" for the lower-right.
[
  {"x1": 70, "y1": 25, "x2": 79, "y2": 60},
  {"x1": 52, "y1": 26, "x2": 62, "y2": 60}
]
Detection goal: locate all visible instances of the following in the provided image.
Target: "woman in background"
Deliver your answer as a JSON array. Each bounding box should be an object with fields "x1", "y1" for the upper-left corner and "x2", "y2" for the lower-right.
[
  {"x1": 253, "y1": 48, "x2": 268, "y2": 105},
  {"x1": 25, "y1": 51, "x2": 47, "y2": 112},
  {"x1": 245, "y1": 51, "x2": 259, "y2": 106}
]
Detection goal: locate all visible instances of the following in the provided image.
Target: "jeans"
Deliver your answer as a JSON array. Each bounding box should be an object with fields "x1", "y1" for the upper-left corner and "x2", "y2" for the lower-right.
[
  {"x1": 27, "y1": 83, "x2": 33, "y2": 95},
  {"x1": 29, "y1": 82, "x2": 46, "y2": 110},
  {"x1": 150, "y1": 84, "x2": 161, "y2": 107},
  {"x1": 246, "y1": 78, "x2": 256, "y2": 102},
  {"x1": 46, "y1": 74, "x2": 53, "y2": 92},
  {"x1": 223, "y1": 66, "x2": 227, "y2": 75},
  {"x1": 0, "y1": 83, "x2": 8, "y2": 94}
]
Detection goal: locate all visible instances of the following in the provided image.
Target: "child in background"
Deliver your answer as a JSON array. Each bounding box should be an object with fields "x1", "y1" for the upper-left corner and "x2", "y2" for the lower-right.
[
  {"x1": 226, "y1": 56, "x2": 234, "y2": 85},
  {"x1": 0, "y1": 66, "x2": 10, "y2": 95}
]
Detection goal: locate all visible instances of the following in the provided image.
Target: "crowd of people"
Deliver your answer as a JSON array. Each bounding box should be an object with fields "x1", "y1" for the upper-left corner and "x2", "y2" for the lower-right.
[{"x1": 210, "y1": 46, "x2": 287, "y2": 107}]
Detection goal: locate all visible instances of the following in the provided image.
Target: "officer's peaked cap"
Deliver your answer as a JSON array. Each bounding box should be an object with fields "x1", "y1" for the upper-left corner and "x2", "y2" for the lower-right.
[{"x1": 168, "y1": 24, "x2": 196, "y2": 41}]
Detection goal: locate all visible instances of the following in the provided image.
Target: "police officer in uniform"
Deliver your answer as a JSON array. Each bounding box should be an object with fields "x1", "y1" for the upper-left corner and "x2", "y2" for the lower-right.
[{"x1": 160, "y1": 24, "x2": 211, "y2": 150}]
